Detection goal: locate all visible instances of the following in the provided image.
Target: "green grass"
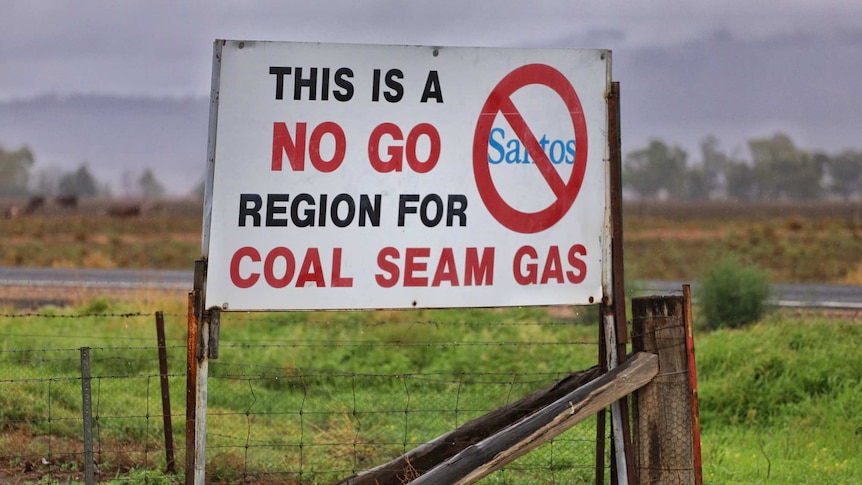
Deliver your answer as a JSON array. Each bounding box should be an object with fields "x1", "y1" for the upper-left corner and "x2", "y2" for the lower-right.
[
  {"x1": 0, "y1": 299, "x2": 602, "y2": 484},
  {"x1": 697, "y1": 313, "x2": 862, "y2": 483},
  {"x1": 1, "y1": 297, "x2": 860, "y2": 483}
]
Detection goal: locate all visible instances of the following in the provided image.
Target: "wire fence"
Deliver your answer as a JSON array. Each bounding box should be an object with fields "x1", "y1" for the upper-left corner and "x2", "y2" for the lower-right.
[{"x1": 0, "y1": 308, "x2": 609, "y2": 484}]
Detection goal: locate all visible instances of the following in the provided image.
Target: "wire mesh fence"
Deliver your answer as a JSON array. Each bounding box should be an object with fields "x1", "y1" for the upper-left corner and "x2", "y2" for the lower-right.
[{"x1": 0, "y1": 308, "x2": 610, "y2": 483}]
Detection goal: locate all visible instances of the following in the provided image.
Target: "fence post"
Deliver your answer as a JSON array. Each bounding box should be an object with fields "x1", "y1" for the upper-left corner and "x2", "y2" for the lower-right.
[
  {"x1": 80, "y1": 346, "x2": 95, "y2": 485},
  {"x1": 185, "y1": 292, "x2": 198, "y2": 485},
  {"x1": 631, "y1": 294, "x2": 698, "y2": 484},
  {"x1": 155, "y1": 311, "x2": 176, "y2": 474}
]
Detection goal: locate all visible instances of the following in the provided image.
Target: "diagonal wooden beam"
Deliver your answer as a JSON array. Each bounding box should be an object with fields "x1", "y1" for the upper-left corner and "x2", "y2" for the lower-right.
[
  {"x1": 411, "y1": 352, "x2": 658, "y2": 485},
  {"x1": 338, "y1": 365, "x2": 602, "y2": 485}
]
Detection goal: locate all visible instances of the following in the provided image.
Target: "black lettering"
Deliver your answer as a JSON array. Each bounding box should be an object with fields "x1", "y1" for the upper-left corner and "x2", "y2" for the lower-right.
[
  {"x1": 269, "y1": 67, "x2": 292, "y2": 100},
  {"x1": 320, "y1": 67, "x2": 330, "y2": 101},
  {"x1": 291, "y1": 193, "x2": 316, "y2": 227},
  {"x1": 398, "y1": 194, "x2": 420, "y2": 226},
  {"x1": 331, "y1": 193, "x2": 355, "y2": 227},
  {"x1": 384, "y1": 69, "x2": 404, "y2": 103},
  {"x1": 359, "y1": 194, "x2": 381, "y2": 226},
  {"x1": 372, "y1": 69, "x2": 381, "y2": 102},
  {"x1": 420, "y1": 194, "x2": 443, "y2": 227},
  {"x1": 420, "y1": 70, "x2": 443, "y2": 103},
  {"x1": 242, "y1": 193, "x2": 382, "y2": 228},
  {"x1": 317, "y1": 193, "x2": 328, "y2": 226},
  {"x1": 266, "y1": 194, "x2": 290, "y2": 226},
  {"x1": 293, "y1": 67, "x2": 317, "y2": 100},
  {"x1": 334, "y1": 68, "x2": 354, "y2": 101},
  {"x1": 239, "y1": 193, "x2": 263, "y2": 226},
  {"x1": 447, "y1": 194, "x2": 467, "y2": 226}
]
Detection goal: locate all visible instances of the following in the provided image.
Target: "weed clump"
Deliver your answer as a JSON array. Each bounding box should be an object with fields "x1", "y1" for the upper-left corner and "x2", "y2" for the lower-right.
[{"x1": 699, "y1": 255, "x2": 770, "y2": 329}]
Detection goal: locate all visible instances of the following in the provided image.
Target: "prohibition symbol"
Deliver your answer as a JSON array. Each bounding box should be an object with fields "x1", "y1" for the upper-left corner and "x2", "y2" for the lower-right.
[{"x1": 473, "y1": 63, "x2": 588, "y2": 234}]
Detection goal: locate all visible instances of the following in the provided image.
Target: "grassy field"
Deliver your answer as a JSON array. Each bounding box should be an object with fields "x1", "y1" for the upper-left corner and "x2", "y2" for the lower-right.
[{"x1": 2, "y1": 199, "x2": 861, "y2": 284}]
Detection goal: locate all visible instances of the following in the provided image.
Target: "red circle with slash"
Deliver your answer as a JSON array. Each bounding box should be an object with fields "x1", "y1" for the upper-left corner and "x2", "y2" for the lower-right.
[{"x1": 473, "y1": 63, "x2": 588, "y2": 234}]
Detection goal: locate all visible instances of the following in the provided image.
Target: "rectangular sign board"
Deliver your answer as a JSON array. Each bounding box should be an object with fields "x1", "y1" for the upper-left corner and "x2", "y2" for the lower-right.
[{"x1": 202, "y1": 40, "x2": 611, "y2": 311}]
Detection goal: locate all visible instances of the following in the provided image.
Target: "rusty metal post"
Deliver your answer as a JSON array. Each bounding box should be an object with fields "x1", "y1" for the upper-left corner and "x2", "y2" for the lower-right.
[
  {"x1": 604, "y1": 80, "x2": 635, "y2": 484},
  {"x1": 189, "y1": 258, "x2": 211, "y2": 485},
  {"x1": 155, "y1": 311, "x2": 176, "y2": 474},
  {"x1": 683, "y1": 285, "x2": 704, "y2": 485},
  {"x1": 185, "y1": 292, "x2": 198, "y2": 485}
]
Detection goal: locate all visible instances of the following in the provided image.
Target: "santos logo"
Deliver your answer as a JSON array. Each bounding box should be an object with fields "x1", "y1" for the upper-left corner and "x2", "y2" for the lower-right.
[{"x1": 487, "y1": 127, "x2": 576, "y2": 165}]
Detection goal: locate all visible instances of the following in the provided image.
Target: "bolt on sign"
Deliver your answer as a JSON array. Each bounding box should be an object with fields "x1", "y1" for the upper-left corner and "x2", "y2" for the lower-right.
[{"x1": 202, "y1": 40, "x2": 612, "y2": 311}]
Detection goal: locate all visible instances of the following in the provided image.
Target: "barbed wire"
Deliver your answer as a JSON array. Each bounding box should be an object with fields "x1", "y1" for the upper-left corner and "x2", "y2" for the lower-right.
[
  {"x1": 0, "y1": 311, "x2": 156, "y2": 319},
  {"x1": 0, "y1": 332, "x2": 187, "y2": 342},
  {"x1": 0, "y1": 344, "x2": 185, "y2": 354}
]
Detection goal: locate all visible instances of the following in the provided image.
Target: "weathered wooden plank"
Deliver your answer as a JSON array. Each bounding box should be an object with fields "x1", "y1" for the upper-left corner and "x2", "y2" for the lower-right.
[
  {"x1": 411, "y1": 352, "x2": 658, "y2": 485},
  {"x1": 338, "y1": 365, "x2": 602, "y2": 485}
]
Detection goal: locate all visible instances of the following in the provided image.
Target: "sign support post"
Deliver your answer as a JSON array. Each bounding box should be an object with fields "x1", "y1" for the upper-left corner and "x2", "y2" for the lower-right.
[
  {"x1": 187, "y1": 259, "x2": 214, "y2": 485},
  {"x1": 603, "y1": 81, "x2": 634, "y2": 484}
]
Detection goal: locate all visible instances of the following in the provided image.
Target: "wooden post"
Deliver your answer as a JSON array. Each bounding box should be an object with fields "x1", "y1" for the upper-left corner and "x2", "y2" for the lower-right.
[
  {"x1": 155, "y1": 311, "x2": 176, "y2": 475},
  {"x1": 80, "y1": 347, "x2": 95, "y2": 485},
  {"x1": 631, "y1": 295, "x2": 697, "y2": 484}
]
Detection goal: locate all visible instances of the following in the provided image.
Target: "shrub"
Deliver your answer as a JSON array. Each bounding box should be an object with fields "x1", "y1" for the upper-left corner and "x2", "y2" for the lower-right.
[{"x1": 699, "y1": 255, "x2": 770, "y2": 329}]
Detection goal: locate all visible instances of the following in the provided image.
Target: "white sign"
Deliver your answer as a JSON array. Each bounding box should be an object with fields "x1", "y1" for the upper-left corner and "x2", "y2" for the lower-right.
[{"x1": 202, "y1": 40, "x2": 611, "y2": 311}]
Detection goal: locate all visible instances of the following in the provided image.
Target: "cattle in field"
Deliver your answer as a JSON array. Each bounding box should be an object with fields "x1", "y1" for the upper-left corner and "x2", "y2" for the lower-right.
[
  {"x1": 24, "y1": 196, "x2": 45, "y2": 214},
  {"x1": 55, "y1": 194, "x2": 79, "y2": 208},
  {"x1": 107, "y1": 203, "x2": 142, "y2": 218}
]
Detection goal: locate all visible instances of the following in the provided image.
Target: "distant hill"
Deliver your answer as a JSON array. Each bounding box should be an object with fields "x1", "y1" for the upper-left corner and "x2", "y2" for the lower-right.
[{"x1": 0, "y1": 95, "x2": 209, "y2": 195}]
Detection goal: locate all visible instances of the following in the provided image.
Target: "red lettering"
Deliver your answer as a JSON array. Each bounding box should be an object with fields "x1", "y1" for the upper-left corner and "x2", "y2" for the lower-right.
[
  {"x1": 272, "y1": 121, "x2": 345, "y2": 172},
  {"x1": 231, "y1": 246, "x2": 352, "y2": 289},
  {"x1": 431, "y1": 247, "x2": 459, "y2": 286},
  {"x1": 296, "y1": 248, "x2": 325, "y2": 287},
  {"x1": 368, "y1": 123, "x2": 403, "y2": 172},
  {"x1": 308, "y1": 122, "x2": 346, "y2": 172},
  {"x1": 375, "y1": 246, "x2": 400, "y2": 288},
  {"x1": 263, "y1": 247, "x2": 295, "y2": 288},
  {"x1": 540, "y1": 245, "x2": 564, "y2": 284},
  {"x1": 405, "y1": 123, "x2": 441, "y2": 173},
  {"x1": 272, "y1": 122, "x2": 305, "y2": 171},
  {"x1": 566, "y1": 244, "x2": 587, "y2": 283},
  {"x1": 376, "y1": 247, "x2": 495, "y2": 287},
  {"x1": 513, "y1": 244, "x2": 588, "y2": 286},
  {"x1": 465, "y1": 247, "x2": 494, "y2": 286},
  {"x1": 513, "y1": 245, "x2": 538, "y2": 285},
  {"x1": 230, "y1": 246, "x2": 261, "y2": 288},
  {"x1": 404, "y1": 247, "x2": 430, "y2": 286},
  {"x1": 330, "y1": 248, "x2": 354, "y2": 287},
  {"x1": 368, "y1": 122, "x2": 441, "y2": 173}
]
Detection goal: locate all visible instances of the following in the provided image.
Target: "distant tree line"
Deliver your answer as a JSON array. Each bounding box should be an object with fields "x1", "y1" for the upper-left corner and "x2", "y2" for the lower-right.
[
  {"x1": 0, "y1": 143, "x2": 165, "y2": 198},
  {"x1": 3, "y1": 134, "x2": 860, "y2": 202},
  {"x1": 623, "y1": 133, "x2": 862, "y2": 201}
]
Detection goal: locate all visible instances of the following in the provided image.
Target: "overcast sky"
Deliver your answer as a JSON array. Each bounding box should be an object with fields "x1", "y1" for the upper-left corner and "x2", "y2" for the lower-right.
[
  {"x1": 2, "y1": 0, "x2": 862, "y2": 167},
  {"x1": 2, "y1": 1, "x2": 859, "y2": 98}
]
